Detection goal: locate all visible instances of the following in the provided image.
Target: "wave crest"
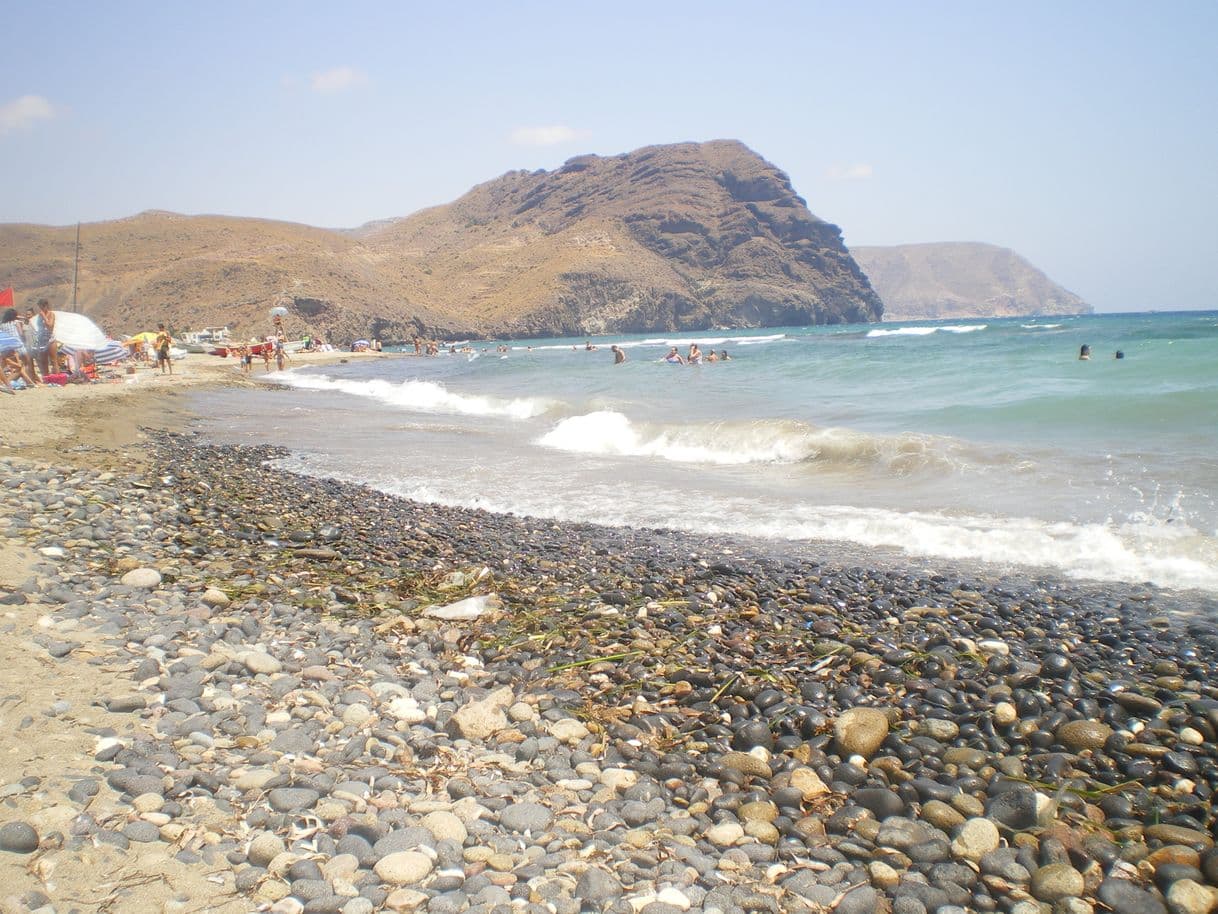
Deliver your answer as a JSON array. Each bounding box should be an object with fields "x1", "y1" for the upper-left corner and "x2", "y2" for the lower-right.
[
  {"x1": 278, "y1": 372, "x2": 554, "y2": 419},
  {"x1": 536, "y1": 411, "x2": 956, "y2": 472},
  {"x1": 867, "y1": 324, "x2": 987, "y2": 338}
]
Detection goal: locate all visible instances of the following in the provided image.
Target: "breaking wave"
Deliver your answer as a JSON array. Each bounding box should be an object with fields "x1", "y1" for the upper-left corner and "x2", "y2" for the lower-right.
[
  {"x1": 536, "y1": 411, "x2": 963, "y2": 473},
  {"x1": 277, "y1": 372, "x2": 555, "y2": 419},
  {"x1": 867, "y1": 324, "x2": 988, "y2": 338}
]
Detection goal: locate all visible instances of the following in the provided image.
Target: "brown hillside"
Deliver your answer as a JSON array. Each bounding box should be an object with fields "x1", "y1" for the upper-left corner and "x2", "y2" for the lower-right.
[
  {"x1": 852, "y1": 242, "x2": 1091, "y2": 320},
  {"x1": 0, "y1": 141, "x2": 882, "y2": 342}
]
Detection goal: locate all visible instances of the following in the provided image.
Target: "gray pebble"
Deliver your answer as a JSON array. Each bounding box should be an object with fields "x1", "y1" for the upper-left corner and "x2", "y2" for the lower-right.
[{"x1": 0, "y1": 821, "x2": 40, "y2": 854}]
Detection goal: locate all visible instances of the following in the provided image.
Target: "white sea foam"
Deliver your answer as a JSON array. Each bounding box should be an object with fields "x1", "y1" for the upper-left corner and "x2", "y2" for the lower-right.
[
  {"x1": 1022, "y1": 323, "x2": 1062, "y2": 329},
  {"x1": 867, "y1": 326, "x2": 938, "y2": 337},
  {"x1": 721, "y1": 505, "x2": 1218, "y2": 593},
  {"x1": 866, "y1": 324, "x2": 987, "y2": 338},
  {"x1": 536, "y1": 411, "x2": 956, "y2": 471},
  {"x1": 518, "y1": 333, "x2": 789, "y2": 351},
  {"x1": 279, "y1": 452, "x2": 1218, "y2": 594},
  {"x1": 278, "y1": 372, "x2": 553, "y2": 419}
]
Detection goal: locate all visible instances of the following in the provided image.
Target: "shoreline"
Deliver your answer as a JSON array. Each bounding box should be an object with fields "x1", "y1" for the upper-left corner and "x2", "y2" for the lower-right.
[{"x1": 1, "y1": 363, "x2": 1217, "y2": 913}]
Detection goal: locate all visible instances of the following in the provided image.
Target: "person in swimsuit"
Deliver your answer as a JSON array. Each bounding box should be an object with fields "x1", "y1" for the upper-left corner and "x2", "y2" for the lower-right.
[
  {"x1": 664, "y1": 347, "x2": 685, "y2": 365},
  {"x1": 155, "y1": 323, "x2": 173, "y2": 374},
  {"x1": 0, "y1": 308, "x2": 31, "y2": 391},
  {"x1": 688, "y1": 343, "x2": 702, "y2": 364},
  {"x1": 610, "y1": 345, "x2": 627, "y2": 364},
  {"x1": 33, "y1": 299, "x2": 57, "y2": 377}
]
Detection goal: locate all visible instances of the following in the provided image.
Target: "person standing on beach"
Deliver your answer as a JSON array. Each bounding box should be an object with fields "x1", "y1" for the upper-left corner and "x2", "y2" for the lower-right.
[
  {"x1": 155, "y1": 323, "x2": 173, "y2": 374},
  {"x1": 32, "y1": 299, "x2": 57, "y2": 377},
  {"x1": 20, "y1": 308, "x2": 40, "y2": 383}
]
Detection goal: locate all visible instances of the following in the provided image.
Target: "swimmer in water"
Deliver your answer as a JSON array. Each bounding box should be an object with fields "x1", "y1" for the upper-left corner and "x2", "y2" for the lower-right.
[
  {"x1": 664, "y1": 347, "x2": 685, "y2": 365},
  {"x1": 688, "y1": 343, "x2": 702, "y2": 364},
  {"x1": 1079, "y1": 344, "x2": 1091, "y2": 360},
  {"x1": 720, "y1": 350, "x2": 731, "y2": 361},
  {"x1": 610, "y1": 345, "x2": 626, "y2": 364},
  {"x1": 1115, "y1": 350, "x2": 1125, "y2": 359}
]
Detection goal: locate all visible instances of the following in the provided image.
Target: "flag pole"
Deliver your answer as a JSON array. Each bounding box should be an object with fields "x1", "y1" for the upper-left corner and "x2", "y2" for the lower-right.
[{"x1": 72, "y1": 222, "x2": 81, "y2": 313}]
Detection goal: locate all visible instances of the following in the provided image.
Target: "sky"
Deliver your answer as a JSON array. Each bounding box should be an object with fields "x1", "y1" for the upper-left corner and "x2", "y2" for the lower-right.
[{"x1": 3, "y1": 1, "x2": 1216, "y2": 312}]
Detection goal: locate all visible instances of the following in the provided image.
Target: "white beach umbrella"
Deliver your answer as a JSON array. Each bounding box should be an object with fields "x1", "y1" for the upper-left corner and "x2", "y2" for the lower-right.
[{"x1": 51, "y1": 311, "x2": 109, "y2": 350}]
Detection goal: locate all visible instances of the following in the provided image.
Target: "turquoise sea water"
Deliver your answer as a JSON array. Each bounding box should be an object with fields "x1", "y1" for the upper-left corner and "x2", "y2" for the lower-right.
[{"x1": 197, "y1": 311, "x2": 1218, "y2": 593}]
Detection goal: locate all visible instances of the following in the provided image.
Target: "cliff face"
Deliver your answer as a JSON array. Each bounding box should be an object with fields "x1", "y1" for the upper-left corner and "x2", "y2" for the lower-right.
[
  {"x1": 851, "y1": 243, "x2": 1091, "y2": 320},
  {"x1": 0, "y1": 141, "x2": 882, "y2": 341}
]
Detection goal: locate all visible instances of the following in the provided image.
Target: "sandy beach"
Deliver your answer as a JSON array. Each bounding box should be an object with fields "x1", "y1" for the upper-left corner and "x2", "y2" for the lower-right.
[
  {"x1": 1, "y1": 351, "x2": 1217, "y2": 914},
  {"x1": 0, "y1": 350, "x2": 397, "y2": 465},
  {"x1": 0, "y1": 349, "x2": 392, "y2": 913}
]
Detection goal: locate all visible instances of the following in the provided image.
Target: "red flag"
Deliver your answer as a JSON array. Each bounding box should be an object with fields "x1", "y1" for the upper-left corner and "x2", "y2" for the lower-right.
[{"x1": 0, "y1": 288, "x2": 12, "y2": 309}]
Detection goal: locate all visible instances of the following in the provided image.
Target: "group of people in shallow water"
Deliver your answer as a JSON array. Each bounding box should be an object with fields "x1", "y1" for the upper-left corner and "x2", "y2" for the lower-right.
[
  {"x1": 600, "y1": 341, "x2": 732, "y2": 365},
  {"x1": 662, "y1": 342, "x2": 730, "y2": 365},
  {"x1": 1079, "y1": 344, "x2": 1124, "y2": 360}
]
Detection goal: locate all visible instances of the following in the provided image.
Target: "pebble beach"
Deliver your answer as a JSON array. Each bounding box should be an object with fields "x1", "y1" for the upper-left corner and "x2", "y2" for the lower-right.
[{"x1": 2, "y1": 362, "x2": 1218, "y2": 914}]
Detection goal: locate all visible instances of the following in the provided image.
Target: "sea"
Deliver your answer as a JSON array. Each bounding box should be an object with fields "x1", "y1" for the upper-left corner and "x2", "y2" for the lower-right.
[{"x1": 195, "y1": 311, "x2": 1218, "y2": 596}]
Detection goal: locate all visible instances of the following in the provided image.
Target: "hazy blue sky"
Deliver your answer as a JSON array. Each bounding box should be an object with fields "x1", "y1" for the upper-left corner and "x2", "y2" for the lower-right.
[{"x1": 3, "y1": 2, "x2": 1216, "y2": 311}]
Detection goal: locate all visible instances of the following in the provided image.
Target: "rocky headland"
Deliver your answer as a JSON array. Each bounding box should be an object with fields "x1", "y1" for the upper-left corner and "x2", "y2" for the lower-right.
[
  {"x1": 2, "y1": 380, "x2": 1217, "y2": 914},
  {"x1": 852, "y1": 243, "x2": 1091, "y2": 320},
  {"x1": 0, "y1": 141, "x2": 881, "y2": 344}
]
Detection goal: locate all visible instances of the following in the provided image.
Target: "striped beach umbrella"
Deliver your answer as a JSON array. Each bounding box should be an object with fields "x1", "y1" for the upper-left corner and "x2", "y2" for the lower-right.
[{"x1": 59, "y1": 340, "x2": 129, "y2": 366}]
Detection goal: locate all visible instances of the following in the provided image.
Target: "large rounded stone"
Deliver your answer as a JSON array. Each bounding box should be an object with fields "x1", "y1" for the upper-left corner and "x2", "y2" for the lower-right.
[
  {"x1": 1167, "y1": 880, "x2": 1218, "y2": 914},
  {"x1": 374, "y1": 851, "x2": 433, "y2": 886},
  {"x1": 447, "y1": 687, "x2": 512, "y2": 740},
  {"x1": 1030, "y1": 863, "x2": 1085, "y2": 902},
  {"x1": 1097, "y1": 878, "x2": 1168, "y2": 914},
  {"x1": 421, "y1": 810, "x2": 466, "y2": 844},
  {"x1": 121, "y1": 568, "x2": 162, "y2": 589},
  {"x1": 575, "y1": 866, "x2": 623, "y2": 905},
  {"x1": 1056, "y1": 720, "x2": 1112, "y2": 752},
  {"x1": 240, "y1": 651, "x2": 283, "y2": 675},
  {"x1": 0, "y1": 821, "x2": 39, "y2": 854},
  {"x1": 499, "y1": 802, "x2": 552, "y2": 834},
  {"x1": 719, "y1": 751, "x2": 772, "y2": 779},
  {"x1": 249, "y1": 832, "x2": 287, "y2": 867},
  {"x1": 267, "y1": 788, "x2": 320, "y2": 812},
  {"x1": 951, "y1": 818, "x2": 1000, "y2": 862},
  {"x1": 706, "y1": 821, "x2": 744, "y2": 846},
  {"x1": 201, "y1": 587, "x2": 231, "y2": 607},
  {"x1": 834, "y1": 708, "x2": 889, "y2": 759},
  {"x1": 788, "y1": 766, "x2": 830, "y2": 800}
]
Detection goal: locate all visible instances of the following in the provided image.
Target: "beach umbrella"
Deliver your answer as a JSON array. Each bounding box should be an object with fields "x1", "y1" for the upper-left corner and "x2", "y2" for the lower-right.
[
  {"x1": 59, "y1": 339, "x2": 129, "y2": 366},
  {"x1": 270, "y1": 306, "x2": 289, "y2": 317},
  {"x1": 51, "y1": 311, "x2": 109, "y2": 350},
  {"x1": 127, "y1": 331, "x2": 159, "y2": 345},
  {"x1": 95, "y1": 340, "x2": 131, "y2": 365}
]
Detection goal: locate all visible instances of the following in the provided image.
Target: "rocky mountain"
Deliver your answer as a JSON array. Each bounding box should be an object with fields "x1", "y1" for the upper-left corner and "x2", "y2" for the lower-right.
[
  {"x1": 0, "y1": 141, "x2": 882, "y2": 342},
  {"x1": 851, "y1": 242, "x2": 1090, "y2": 320}
]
